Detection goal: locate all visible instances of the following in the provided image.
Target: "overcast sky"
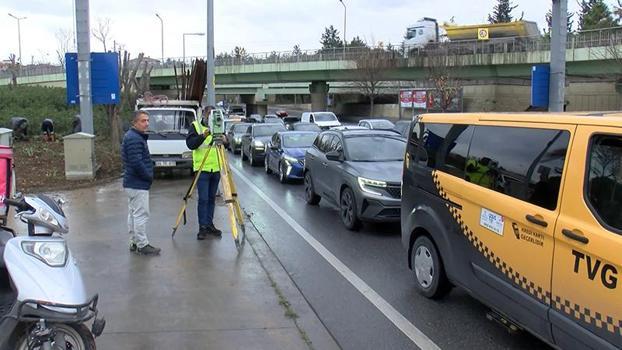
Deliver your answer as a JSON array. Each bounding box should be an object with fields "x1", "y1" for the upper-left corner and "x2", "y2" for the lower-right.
[{"x1": 1, "y1": 0, "x2": 619, "y2": 65}]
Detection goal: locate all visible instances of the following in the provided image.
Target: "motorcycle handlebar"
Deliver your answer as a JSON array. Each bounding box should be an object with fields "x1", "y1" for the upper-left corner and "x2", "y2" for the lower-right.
[{"x1": 4, "y1": 198, "x2": 33, "y2": 212}]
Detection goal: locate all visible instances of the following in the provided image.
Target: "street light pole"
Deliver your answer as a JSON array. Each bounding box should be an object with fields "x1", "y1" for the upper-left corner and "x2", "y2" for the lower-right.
[
  {"x1": 182, "y1": 32, "x2": 205, "y2": 65},
  {"x1": 8, "y1": 13, "x2": 26, "y2": 64},
  {"x1": 338, "y1": 0, "x2": 346, "y2": 59},
  {"x1": 206, "y1": 0, "x2": 216, "y2": 106},
  {"x1": 155, "y1": 13, "x2": 164, "y2": 65}
]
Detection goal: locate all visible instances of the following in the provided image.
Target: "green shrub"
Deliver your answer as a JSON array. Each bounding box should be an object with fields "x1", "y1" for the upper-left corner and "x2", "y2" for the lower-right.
[{"x1": 0, "y1": 86, "x2": 116, "y2": 136}]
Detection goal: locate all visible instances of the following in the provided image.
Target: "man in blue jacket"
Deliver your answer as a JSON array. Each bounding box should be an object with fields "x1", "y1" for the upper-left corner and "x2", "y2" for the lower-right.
[{"x1": 121, "y1": 110, "x2": 161, "y2": 255}]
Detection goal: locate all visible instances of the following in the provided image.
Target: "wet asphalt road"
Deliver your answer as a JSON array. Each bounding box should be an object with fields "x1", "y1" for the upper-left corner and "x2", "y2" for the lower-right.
[{"x1": 226, "y1": 150, "x2": 551, "y2": 350}]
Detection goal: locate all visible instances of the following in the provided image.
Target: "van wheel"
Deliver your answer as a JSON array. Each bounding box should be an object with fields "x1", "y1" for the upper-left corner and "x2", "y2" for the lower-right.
[
  {"x1": 340, "y1": 187, "x2": 361, "y2": 231},
  {"x1": 249, "y1": 152, "x2": 255, "y2": 166},
  {"x1": 411, "y1": 236, "x2": 451, "y2": 299},
  {"x1": 304, "y1": 172, "x2": 320, "y2": 205},
  {"x1": 241, "y1": 148, "x2": 248, "y2": 161}
]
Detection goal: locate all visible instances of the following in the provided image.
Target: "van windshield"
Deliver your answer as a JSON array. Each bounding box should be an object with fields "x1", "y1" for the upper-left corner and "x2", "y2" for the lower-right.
[
  {"x1": 147, "y1": 110, "x2": 195, "y2": 133},
  {"x1": 314, "y1": 113, "x2": 338, "y2": 122}
]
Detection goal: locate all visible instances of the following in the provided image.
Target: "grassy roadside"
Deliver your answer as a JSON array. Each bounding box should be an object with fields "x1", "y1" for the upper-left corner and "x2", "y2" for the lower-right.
[{"x1": 13, "y1": 138, "x2": 122, "y2": 193}]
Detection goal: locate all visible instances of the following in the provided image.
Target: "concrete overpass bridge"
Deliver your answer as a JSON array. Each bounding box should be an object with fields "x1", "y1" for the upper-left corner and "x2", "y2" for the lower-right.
[{"x1": 3, "y1": 27, "x2": 621, "y2": 113}]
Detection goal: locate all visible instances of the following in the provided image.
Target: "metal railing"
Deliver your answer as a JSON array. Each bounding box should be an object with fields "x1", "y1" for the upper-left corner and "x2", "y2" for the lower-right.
[{"x1": 3, "y1": 26, "x2": 622, "y2": 79}]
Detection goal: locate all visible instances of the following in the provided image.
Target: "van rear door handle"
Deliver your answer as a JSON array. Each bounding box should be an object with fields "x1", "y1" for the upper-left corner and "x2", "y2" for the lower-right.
[
  {"x1": 562, "y1": 229, "x2": 589, "y2": 244},
  {"x1": 526, "y1": 214, "x2": 548, "y2": 227}
]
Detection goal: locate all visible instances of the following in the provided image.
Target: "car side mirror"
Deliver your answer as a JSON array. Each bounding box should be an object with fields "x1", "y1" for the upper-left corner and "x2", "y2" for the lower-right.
[
  {"x1": 268, "y1": 142, "x2": 278, "y2": 150},
  {"x1": 326, "y1": 150, "x2": 343, "y2": 162}
]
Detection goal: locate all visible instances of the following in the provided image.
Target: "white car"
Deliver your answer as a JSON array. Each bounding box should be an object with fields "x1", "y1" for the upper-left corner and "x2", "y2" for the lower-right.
[{"x1": 300, "y1": 112, "x2": 341, "y2": 130}]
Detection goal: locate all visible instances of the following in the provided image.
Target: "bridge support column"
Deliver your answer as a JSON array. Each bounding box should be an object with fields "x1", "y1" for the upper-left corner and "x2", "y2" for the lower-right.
[
  {"x1": 309, "y1": 81, "x2": 329, "y2": 111},
  {"x1": 240, "y1": 95, "x2": 268, "y2": 116}
]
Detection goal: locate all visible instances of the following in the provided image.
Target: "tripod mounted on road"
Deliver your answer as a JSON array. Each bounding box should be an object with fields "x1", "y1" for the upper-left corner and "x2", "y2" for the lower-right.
[{"x1": 171, "y1": 137, "x2": 246, "y2": 249}]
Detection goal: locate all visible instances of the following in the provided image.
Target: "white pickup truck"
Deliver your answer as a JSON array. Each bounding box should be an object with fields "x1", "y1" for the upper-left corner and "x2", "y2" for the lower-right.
[{"x1": 135, "y1": 98, "x2": 201, "y2": 172}]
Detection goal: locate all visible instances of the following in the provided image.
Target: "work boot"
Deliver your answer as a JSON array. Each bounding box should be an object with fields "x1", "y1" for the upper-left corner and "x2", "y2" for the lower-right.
[
  {"x1": 137, "y1": 244, "x2": 161, "y2": 256},
  {"x1": 129, "y1": 242, "x2": 137, "y2": 252},
  {"x1": 207, "y1": 224, "x2": 222, "y2": 237},
  {"x1": 197, "y1": 226, "x2": 209, "y2": 240}
]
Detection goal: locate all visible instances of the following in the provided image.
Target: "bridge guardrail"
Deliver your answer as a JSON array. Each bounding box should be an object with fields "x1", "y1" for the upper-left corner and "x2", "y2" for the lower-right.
[{"x1": 3, "y1": 27, "x2": 622, "y2": 80}]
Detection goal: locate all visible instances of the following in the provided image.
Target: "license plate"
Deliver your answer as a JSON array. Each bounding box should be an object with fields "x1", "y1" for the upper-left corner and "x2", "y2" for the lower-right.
[{"x1": 155, "y1": 161, "x2": 176, "y2": 167}]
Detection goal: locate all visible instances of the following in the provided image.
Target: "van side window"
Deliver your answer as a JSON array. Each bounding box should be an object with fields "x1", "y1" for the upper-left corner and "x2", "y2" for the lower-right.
[
  {"x1": 416, "y1": 123, "x2": 473, "y2": 178},
  {"x1": 466, "y1": 126, "x2": 570, "y2": 210},
  {"x1": 587, "y1": 135, "x2": 622, "y2": 231}
]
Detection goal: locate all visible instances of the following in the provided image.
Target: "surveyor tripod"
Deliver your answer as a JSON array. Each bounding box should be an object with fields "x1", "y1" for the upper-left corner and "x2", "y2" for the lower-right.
[{"x1": 171, "y1": 139, "x2": 246, "y2": 248}]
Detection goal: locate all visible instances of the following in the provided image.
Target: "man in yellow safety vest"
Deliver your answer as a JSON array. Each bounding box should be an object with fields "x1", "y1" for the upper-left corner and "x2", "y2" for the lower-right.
[{"x1": 185, "y1": 106, "x2": 227, "y2": 240}]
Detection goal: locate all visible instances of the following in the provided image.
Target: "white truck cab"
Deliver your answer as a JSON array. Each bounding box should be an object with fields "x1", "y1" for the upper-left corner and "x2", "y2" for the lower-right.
[
  {"x1": 135, "y1": 98, "x2": 201, "y2": 171},
  {"x1": 300, "y1": 112, "x2": 341, "y2": 130}
]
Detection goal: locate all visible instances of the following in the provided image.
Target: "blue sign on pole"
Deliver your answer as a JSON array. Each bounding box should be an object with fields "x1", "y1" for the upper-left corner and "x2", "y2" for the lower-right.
[{"x1": 65, "y1": 52, "x2": 120, "y2": 105}]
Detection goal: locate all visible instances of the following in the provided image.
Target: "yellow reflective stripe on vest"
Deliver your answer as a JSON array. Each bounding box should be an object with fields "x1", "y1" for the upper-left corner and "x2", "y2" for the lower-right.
[{"x1": 192, "y1": 121, "x2": 221, "y2": 172}]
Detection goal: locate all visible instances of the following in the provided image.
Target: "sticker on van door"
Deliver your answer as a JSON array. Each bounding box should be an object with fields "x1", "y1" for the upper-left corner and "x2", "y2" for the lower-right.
[{"x1": 480, "y1": 208, "x2": 504, "y2": 236}]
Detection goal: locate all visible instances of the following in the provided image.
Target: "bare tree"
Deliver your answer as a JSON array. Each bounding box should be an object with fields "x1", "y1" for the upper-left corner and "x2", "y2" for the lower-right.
[
  {"x1": 353, "y1": 44, "x2": 397, "y2": 116},
  {"x1": 105, "y1": 52, "x2": 153, "y2": 148},
  {"x1": 7, "y1": 54, "x2": 19, "y2": 87},
  {"x1": 55, "y1": 28, "x2": 74, "y2": 68},
  {"x1": 92, "y1": 17, "x2": 112, "y2": 52},
  {"x1": 426, "y1": 48, "x2": 463, "y2": 112},
  {"x1": 603, "y1": 33, "x2": 622, "y2": 109}
]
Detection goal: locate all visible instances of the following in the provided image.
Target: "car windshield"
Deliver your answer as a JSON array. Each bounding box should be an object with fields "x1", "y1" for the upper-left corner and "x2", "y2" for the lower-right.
[
  {"x1": 345, "y1": 136, "x2": 406, "y2": 162},
  {"x1": 264, "y1": 117, "x2": 283, "y2": 124},
  {"x1": 233, "y1": 124, "x2": 249, "y2": 133},
  {"x1": 283, "y1": 133, "x2": 317, "y2": 148},
  {"x1": 147, "y1": 110, "x2": 195, "y2": 132},
  {"x1": 254, "y1": 124, "x2": 285, "y2": 137},
  {"x1": 370, "y1": 120, "x2": 395, "y2": 129},
  {"x1": 314, "y1": 113, "x2": 337, "y2": 122},
  {"x1": 294, "y1": 124, "x2": 321, "y2": 132}
]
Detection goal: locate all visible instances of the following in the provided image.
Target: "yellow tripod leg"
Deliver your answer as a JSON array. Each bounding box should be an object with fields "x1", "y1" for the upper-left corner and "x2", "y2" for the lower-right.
[
  {"x1": 216, "y1": 144, "x2": 245, "y2": 248},
  {"x1": 172, "y1": 144, "x2": 214, "y2": 237}
]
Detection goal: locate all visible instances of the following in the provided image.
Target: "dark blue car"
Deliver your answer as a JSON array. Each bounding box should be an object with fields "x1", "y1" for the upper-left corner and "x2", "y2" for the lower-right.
[{"x1": 264, "y1": 131, "x2": 319, "y2": 183}]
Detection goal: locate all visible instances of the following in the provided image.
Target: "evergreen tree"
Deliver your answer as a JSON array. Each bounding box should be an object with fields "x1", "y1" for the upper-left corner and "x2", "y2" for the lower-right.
[
  {"x1": 320, "y1": 25, "x2": 343, "y2": 50},
  {"x1": 544, "y1": 9, "x2": 574, "y2": 35},
  {"x1": 488, "y1": 0, "x2": 518, "y2": 23},
  {"x1": 292, "y1": 44, "x2": 302, "y2": 56},
  {"x1": 578, "y1": 0, "x2": 617, "y2": 30},
  {"x1": 348, "y1": 36, "x2": 367, "y2": 48}
]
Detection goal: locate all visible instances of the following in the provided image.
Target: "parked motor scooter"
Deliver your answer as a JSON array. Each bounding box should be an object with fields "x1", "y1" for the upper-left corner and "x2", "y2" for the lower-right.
[{"x1": 0, "y1": 194, "x2": 105, "y2": 350}]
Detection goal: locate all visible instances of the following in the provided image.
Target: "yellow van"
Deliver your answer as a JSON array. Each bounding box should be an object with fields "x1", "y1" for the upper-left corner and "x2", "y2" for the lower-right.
[{"x1": 401, "y1": 112, "x2": 621, "y2": 349}]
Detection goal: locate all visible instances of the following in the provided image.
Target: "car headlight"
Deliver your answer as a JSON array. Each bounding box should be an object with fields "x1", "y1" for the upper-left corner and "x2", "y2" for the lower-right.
[
  {"x1": 253, "y1": 140, "x2": 264, "y2": 148},
  {"x1": 357, "y1": 177, "x2": 387, "y2": 196},
  {"x1": 22, "y1": 240, "x2": 67, "y2": 267},
  {"x1": 182, "y1": 151, "x2": 193, "y2": 159},
  {"x1": 39, "y1": 208, "x2": 59, "y2": 227},
  {"x1": 234, "y1": 137, "x2": 242, "y2": 143},
  {"x1": 283, "y1": 155, "x2": 298, "y2": 164}
]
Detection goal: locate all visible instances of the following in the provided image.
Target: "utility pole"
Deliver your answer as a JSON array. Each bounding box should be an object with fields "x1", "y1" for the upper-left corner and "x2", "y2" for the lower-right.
[
  {"x1": 75, "y1": 0, "x2": 93, "y2": 134},
  {"x1": 156, "y1": 13, "x2": 164, "y2": 64},
  {"x1": 338, "y1": 0, "x2": 347, "y2": 59},
  {"x1": 549, "y1": 0, "x2": 568, "y2": 112},
  {"x1": 8, "y1": 13, "x2": 26, "y2": 64},
  {"x1": 206, "y1": 0, "x2": 216, "y2": 106}
]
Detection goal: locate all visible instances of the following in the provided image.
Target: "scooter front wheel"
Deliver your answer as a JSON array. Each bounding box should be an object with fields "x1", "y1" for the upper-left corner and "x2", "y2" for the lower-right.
[{"x1": 15, "y1": 323, "x2": 95, "y2": 350}]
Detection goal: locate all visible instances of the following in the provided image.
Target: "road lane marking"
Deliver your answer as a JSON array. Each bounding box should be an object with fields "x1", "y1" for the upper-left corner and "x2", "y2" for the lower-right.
[{"x1": 231, "y1": 167, "x2": 441, "y2": 350}]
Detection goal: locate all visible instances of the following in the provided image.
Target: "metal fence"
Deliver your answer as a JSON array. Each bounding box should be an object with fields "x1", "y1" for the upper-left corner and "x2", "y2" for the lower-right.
[{"x1": 3, "y1": 26, "x2": 622, "y2": 79}]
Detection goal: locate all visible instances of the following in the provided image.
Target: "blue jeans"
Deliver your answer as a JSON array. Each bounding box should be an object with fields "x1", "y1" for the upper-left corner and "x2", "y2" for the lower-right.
[{"x1": 197, "y1": 171, "x2": 221, "y2": 227}]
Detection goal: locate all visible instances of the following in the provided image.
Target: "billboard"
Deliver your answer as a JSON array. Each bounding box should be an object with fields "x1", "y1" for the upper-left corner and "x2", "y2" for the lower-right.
[
  {"x1": 66, "y1": 52, "x2": 120, "y2": 105},
  {"x1": 400, "y1": 88, "x2": 463, "y2": 112}
]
